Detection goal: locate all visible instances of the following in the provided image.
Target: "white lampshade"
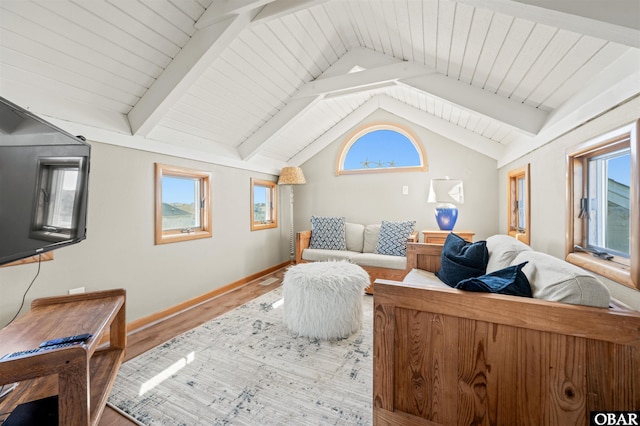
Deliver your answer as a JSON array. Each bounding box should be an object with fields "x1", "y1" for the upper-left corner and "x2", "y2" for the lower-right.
[
  {"x1": 278, "y1": 166, "x2": 306, "y2": 185},
  {"x1": 428, "y1": 179, "x2": 464, "y2": 204}
]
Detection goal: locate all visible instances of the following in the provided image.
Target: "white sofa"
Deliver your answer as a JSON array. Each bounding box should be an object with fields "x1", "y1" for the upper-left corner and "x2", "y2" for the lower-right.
[
  {"x1": 402, "y1": 234, "x2": 611, "y2": 307},
  {"x1": 295, "y1": 222, "x2": 418, "y2": 293}
]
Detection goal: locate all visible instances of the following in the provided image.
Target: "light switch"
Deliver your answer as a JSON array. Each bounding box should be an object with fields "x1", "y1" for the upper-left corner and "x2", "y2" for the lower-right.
[{"x1": 402, "y1": 185, "x2": 409, "y2": 195}]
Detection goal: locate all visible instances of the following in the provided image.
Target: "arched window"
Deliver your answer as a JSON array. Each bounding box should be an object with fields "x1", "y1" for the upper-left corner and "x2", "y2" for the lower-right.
[{"x1": 336, "y1": 123, "x2": 427, "y2": 175}]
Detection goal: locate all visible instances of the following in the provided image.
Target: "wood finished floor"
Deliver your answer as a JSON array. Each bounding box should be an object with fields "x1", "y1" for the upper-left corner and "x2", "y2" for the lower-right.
[{"x1": 98, "y1": 266, "x2": 287, "y2": 426}]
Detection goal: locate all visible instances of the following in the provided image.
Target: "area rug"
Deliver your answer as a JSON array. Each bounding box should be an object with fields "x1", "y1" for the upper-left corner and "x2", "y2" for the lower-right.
[{"x1": 108, "y1": 287, "x2": 373, "y2": 425}]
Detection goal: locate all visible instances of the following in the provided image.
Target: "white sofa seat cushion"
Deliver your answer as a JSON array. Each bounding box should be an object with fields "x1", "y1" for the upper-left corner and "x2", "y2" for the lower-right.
[
  {"x1": 403, "y1": 268, "x2": 451, "y2": 289},
  {"x1": 513, "y1": 251, "x2": 610, "y2": 308},
  {"x1": 301, "y1": 249, "x2": 358, "y2": 263},
  {"x1": 345, "y1": 222, "x2": 365, "y2": 252},
  {"x1": 351, "y1": 253, "x2": 406, "y2": 270},
  {"x1": 486, "y1": 234, "x2": 532, "y2": 273}
]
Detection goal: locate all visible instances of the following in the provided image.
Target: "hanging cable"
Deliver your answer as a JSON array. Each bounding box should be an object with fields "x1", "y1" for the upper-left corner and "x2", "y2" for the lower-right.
[{"x1": 4, "y1": 255, "x2": 42, "y2": 327}]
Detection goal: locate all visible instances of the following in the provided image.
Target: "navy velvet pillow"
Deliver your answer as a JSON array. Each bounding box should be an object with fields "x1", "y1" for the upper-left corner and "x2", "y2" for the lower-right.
[
  {"x1": 435, "y1": 233, "x2": 489, "y2": 287},
  {"x1": 455, "y1": 262, "x2": 532, "y2": 297}
]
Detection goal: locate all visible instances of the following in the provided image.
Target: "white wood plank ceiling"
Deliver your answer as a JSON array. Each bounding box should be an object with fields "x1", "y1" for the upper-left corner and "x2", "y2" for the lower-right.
[{"x1": 1, "y1": 0, "x2": 638, "y2": 172}]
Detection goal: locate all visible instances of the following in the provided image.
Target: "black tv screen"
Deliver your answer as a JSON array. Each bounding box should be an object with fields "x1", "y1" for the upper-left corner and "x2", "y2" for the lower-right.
[{"x1": 0, "y1": 97, "x2": 90, "y2": 266}]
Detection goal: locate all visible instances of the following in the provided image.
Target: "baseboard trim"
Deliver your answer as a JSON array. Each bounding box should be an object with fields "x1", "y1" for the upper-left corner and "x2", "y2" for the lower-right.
[{"x1": 103, "y1": 261, "x2": 291, "y2": 344}]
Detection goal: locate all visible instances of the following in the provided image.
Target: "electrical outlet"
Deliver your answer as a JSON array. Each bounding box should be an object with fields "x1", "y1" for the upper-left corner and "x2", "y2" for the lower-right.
[
  {"x1": 68, "y1": 287, "x2": 85, "y2": 295},
  {"x1": 402, "y1": 185, "x2": 409, "y2": 195}
]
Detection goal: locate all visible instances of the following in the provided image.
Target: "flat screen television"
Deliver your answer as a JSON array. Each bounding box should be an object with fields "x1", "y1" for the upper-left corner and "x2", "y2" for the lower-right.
[{"x1": 0, "y1": 97, "x2": 90, "y2": 266}]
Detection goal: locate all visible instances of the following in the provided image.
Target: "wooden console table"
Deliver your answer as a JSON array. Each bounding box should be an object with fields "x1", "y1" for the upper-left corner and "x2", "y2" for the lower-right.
[
  {"x1": 422, "y1": 229, "x2": 474, "y2": 244},
  {"x1": 0, "y1": 289, "x2": 126, "y2": 425}
]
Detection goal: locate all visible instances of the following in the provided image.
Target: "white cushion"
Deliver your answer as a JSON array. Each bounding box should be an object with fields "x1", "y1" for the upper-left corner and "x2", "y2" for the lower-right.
[
  {"x1": 403, "y1": 268, "x2": 450, "y2": 289},
  {"x1": 351, "y1": 252, "x2": 406, "y2": 270},
  {"x1": 345, "y1": 222, "x2": 365, "y2": 252},
  {"x1": 486, "y1": 234, "x2": 532, "y2": 273},
  {"x1": 363, "y1": 224, "x2": 381, "y2": 253},
  {"x1": 512, "y1": 251, "x2": 610, "y2": 308},
  {"x1": 301, "y1": 249, "x2": 357, "y2": 262}
]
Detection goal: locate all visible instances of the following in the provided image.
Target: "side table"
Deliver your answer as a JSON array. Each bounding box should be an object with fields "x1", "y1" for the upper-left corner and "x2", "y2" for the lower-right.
[{"x1": 422, "y1": 229, "x2": 475, "y2": 244}]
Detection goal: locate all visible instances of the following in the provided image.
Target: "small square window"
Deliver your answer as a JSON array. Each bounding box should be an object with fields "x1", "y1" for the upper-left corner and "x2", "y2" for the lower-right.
[
  {"x1": 251, "y1": 179, "x2": 277, "y2": 231},
  {"x1": 155, "y1": 163, "x2": 212, "y2": 245}
]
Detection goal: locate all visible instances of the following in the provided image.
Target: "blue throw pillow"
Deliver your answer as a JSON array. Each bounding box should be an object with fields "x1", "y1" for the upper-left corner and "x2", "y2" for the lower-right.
[
  {"x1": 455, "y1": 262, "x2": 532, "y2": 297},
  {"x1": 309, "y1": 216, "x2": 347, "y2": 250},
  {"x1": 435, "y1": 233, "x2": 488, "y2": 287},
  {"x1": 375, "y1": 220, "x2": 416, "y2": 257}
]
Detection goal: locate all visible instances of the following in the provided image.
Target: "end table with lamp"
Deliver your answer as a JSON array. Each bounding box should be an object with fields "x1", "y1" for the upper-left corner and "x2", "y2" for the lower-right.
[{"x1": 422, "y1": 229, "x2": 475, "y2": 244}]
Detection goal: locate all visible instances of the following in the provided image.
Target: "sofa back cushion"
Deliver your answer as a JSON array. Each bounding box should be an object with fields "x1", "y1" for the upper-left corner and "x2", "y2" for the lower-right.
[
  {"x1": 363, "y1": 224, "x2": 381, "y2": 253},
  {"x1": 345, "y1": 222, "x2": 365, "y2": 252},
  {"x1": 486, "y1": 234, "x2": 532, "y2": 273},
  {"x1": 513, "y1": 251, "x2": 610, "y2": 308}
]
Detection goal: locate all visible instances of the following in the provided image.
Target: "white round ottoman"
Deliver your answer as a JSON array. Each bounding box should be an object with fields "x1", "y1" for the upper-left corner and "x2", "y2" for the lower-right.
[{"x1": 282, "y1": 261, "x2": 370, "y2": 340}]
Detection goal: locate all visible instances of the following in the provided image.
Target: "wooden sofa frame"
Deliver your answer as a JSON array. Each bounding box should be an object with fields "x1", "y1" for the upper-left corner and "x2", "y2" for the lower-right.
[
  {"x1": 295, "y1": 230, "x2": 418, "y2": 293},
  {"x1": 373, "y1": 243, "x2": 640, "y2": 425}
]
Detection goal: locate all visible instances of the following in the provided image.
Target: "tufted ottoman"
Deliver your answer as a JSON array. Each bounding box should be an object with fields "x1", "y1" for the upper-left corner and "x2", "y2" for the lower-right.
[{"x1": 282, "y1": 261, "x2": 370, "y2": 340}]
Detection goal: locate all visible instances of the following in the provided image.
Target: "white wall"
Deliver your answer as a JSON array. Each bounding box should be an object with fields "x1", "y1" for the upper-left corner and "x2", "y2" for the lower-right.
[
  {"x1": 0, "y1": 142, "x2": 285, "y2": 326},
  {"x1": 294, "y1": 110, "x2": 499, "y2": 241},
  {"x1": 498, "y1": 96, "x2": 640, "y2": 310}
]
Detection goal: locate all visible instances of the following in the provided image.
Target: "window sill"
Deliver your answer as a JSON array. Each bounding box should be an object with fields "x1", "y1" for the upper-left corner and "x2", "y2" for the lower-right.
[
  {"x1": 566, "y1": 252, "x2": 634, "y2": 289},
  {"x1": 155, "y1": 229, "x2": 212, "y2": 245},
  {"x1": 251, "y1": 223, "x2": 277, "y2": 231}
]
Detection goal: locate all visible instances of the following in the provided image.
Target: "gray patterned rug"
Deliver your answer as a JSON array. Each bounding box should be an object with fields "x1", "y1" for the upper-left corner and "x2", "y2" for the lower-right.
[{"x1": 108, "y1": 287, "x2": 373, "y2": 425}]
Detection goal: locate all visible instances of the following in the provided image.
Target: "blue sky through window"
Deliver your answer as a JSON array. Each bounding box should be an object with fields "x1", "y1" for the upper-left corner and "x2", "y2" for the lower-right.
[
  {"x1": 344, "y1": 129, "x2": 421, "y2": 170},
  {"x1": 609, "y1": 153, "x2": 630, "y2": 186},
  {"x1": 254, "y1": 187, "x2": 266, "y2": 204},
  {"x1": 163, "y1": 176, "x2": 196, "y2": 204}
]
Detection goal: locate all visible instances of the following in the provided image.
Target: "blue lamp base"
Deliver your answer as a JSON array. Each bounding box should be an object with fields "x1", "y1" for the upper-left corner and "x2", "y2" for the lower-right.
[{"x1": 434, "y1": 203, "x2": 458, "y2": 231}]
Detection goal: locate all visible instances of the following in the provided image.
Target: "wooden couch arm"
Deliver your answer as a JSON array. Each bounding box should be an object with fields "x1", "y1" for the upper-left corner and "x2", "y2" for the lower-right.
[
  {"x1": 295, "y1": 230, "x2": 311, "y2": 264},
  {"x1": 373, "y1": 280, "x2": 640, "y2": 424},
  {"x1": 405, "y1": 242, "x2": 443, "y2": 271}
]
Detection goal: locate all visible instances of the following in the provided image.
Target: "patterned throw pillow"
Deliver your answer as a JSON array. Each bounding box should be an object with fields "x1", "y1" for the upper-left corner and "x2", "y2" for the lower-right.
[
  {"x1": 309, "y1": 216, "x2": 347, "y2": 250},
  {"x1": 375, "y1": 220, "x2": 416, "y2": 257}
]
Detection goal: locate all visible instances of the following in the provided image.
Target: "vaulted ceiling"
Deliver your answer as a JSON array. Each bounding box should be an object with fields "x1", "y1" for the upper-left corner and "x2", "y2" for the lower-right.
[{"x1": 1, "y1": 0, "x2": 638, "y2": 173}]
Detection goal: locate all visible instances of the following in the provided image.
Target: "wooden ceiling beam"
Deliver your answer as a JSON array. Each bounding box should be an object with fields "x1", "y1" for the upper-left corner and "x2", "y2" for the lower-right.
[
  {"x1": 251, "y1": 0, "x2": 330, "y2": 24},
  {"x1": 238, "y1": 97, "x2": 320, "y2": 160},
  {"x1": 399, "y1": 74, "x2": 548, "y2": 136},
  {"x1": 196, "y1": 0, "x2": 275, "y2": 28},
  {"x1": 128, "y1": 12, "x2": 254, "y2": 137}
]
